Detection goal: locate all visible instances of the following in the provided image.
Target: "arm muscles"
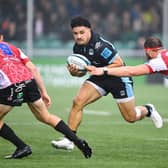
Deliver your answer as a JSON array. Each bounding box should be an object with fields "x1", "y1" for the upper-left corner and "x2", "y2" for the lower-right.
[{"x1": 108, "y1": 64, "x2": 150, "y2": 76}]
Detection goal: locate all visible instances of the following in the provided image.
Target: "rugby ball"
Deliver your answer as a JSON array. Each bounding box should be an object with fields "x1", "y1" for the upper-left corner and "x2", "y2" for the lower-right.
[{"x1": 67, "y1": 53, "x2": 91, "y2": 71}]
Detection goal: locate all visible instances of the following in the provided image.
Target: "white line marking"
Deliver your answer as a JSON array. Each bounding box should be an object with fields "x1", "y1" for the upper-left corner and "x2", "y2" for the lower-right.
[
  {"x1": 65, "y1": 108, "x2": 112, "y2": 116},
  {"x1": 84, "y1": 110, "x2": 112, "y2": 116}
]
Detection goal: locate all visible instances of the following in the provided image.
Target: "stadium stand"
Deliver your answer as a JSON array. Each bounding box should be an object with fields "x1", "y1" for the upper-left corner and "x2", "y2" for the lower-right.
[{"x1": 0, "y1": 0, "x2": 163, "y2": 49}]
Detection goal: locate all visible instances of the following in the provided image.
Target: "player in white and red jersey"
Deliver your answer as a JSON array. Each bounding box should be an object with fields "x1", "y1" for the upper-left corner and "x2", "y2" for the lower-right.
[
  {"x1": 0, "y1": 35, "x2": 92, "y2": 159},
  {"x1": 145, "y1": 49, "x2": 168, "y2": 75},
  {"x1": 0, "y1": 41, "x2": 33, "y2": 89}
]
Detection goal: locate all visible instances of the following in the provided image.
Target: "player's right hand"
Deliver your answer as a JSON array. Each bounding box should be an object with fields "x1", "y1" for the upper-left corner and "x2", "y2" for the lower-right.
[{"x1": 67, "y1": 64, "x2": 85, "y2": 77}]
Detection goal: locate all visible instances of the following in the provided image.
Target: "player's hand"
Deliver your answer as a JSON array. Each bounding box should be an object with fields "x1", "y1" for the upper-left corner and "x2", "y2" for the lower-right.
[
  {"x1": 41, "y1": 93, "x2": 51, "y2": 108},
  {"x1": 67, "y1": 64, "x2": 85, "y2": 77},
  {"x1": 86, "y1": 65, "x2": 104, "y2": 76}
]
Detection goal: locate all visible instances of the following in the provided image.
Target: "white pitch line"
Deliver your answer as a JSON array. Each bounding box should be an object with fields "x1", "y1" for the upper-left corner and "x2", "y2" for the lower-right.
[
  {"x1": 65, "y1": 108, "x2": 112, "y2": 116},
  {"x1": 84, "y1": 110, "x2": 112, "y2": 116}
]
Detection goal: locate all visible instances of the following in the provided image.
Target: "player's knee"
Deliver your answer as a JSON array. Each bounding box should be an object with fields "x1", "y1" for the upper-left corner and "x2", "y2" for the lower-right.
[
  {"x1": 124, "y1": 115, "x2": 136, "y2": 123},
  {"x1": 122, "y1": 108, "x2": 141, "y2": 123},
  {"x1": 125, "y1": 118, "x2": 136, "y2": 123},
  {"x1": 72, "y1": 96, "x2": 85, "y2": 108}
]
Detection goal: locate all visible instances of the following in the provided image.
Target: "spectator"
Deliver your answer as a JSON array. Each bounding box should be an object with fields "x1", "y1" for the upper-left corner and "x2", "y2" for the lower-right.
[
  {"x1": 0, "y1": 0, "x2": 163, "y2": 44},
  {"x1": 34, "y1": 11, "x2": 44, "y2": 38}
]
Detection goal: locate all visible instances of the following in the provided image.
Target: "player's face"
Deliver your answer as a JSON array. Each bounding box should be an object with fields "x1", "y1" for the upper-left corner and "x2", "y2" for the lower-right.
[
  {"x1": 72, "y1": 26, "x2": 91, "y2": 45},
  {"x1": 145, "y1": 50, "x2": 158, "y2": 60}
]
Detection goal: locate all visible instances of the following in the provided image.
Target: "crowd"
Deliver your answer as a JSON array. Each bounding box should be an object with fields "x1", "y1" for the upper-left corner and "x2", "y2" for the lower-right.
[{"x1": 0, "y1": 0, "x2": 163, "y2": 45}]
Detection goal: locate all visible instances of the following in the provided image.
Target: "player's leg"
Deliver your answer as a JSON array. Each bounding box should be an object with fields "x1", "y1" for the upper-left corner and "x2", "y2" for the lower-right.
[
  {"x1": 112, "y1": 76, "x2": 163, "y2": 128},
  {"x1": 117, "y1": 98, "x2": 147, "y2": 122},
  {"x1": 28, "y1": 99, "x2": 92, "y2": 158},
  {"x1": 117, "y1": 99, "x2": 163, "y2": 128},
  {"x1": 68, "y1": 81, "x2": 102, "y2": 131},
  {"x1": 51, "y1": 81, "x2": 102, "y2": 150},
  {"x1": 0, "y1": 104, "x2": 32, "y2": 159}
]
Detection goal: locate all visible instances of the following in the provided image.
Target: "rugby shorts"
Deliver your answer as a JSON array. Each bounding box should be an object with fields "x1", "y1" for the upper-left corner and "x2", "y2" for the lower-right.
[
  {"x1": 86, "y1": 75, "x2": 134, "y2": 100},
  {"x1": 0, "y1": 79, "x2": 41, "y2": 106}
]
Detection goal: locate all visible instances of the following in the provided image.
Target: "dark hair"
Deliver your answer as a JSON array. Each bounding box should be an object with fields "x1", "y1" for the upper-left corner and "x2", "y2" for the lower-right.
[
  {"x1": 70, "y1": 16, "x2": 91, "y2": 29},
  {"x1": 144, "y1": 37, "x2": 163, "y2": 49}
]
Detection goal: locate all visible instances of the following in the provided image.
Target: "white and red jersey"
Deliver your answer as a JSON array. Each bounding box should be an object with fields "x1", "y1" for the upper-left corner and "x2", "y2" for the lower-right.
[
  {"x1": 145, "y1": 49, "x2": 168, "y2": 76},
  {"x1": 0, "y1": 41, "x2": 33, "y2": 89}
]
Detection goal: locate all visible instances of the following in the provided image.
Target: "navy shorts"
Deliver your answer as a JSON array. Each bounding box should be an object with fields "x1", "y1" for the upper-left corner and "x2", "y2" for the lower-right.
[
  {"x1": 0, "y1": 79, "x2": 41, "y2": 106},
  {"x1": 87, "y1": 75, "x2": 134, "y2": 99}
]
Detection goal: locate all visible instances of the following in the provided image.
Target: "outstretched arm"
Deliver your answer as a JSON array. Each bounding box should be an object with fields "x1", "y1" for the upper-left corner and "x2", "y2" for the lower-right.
[{"x1": 86, "y1": 64, "x2": 151, "y2": 77}]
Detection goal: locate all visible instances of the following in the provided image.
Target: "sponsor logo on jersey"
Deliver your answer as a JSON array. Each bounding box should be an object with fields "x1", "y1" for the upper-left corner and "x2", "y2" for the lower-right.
[{"x1": 100, "y1": 47, "x2": 112, "y2": 59}]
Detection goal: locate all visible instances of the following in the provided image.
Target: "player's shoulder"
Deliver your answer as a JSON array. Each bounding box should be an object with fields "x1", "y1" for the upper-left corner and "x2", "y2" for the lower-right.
[
  {"x1": 160, "y1": 49, "x2": 168, "y2": 57},
  {"x1": 0, "y1": 41, "x2": 20, "y2": 55},
  {"x1": 2, "y1": 41, "x2": 19, "y2": 51},
  {"x1": 100, "y1": 36, "x2": 116, "y2": 49},
  {"x1": 0, "y1": 41, "x2": 12, "y2": 47}
]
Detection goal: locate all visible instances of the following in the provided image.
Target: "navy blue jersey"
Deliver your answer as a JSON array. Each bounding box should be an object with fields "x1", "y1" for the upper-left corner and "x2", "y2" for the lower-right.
[
  {"x1": 73, "y1": 32, "x2": 120, "y2": 67},
  {"x1": 73, "y1": 31, "x2": 134, "y2": 100}
]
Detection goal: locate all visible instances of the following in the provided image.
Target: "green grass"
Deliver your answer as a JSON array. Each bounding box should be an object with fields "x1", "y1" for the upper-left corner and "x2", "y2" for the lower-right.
[{"x1": 0, "y1": 84, "x2": 168, "y2": 168}]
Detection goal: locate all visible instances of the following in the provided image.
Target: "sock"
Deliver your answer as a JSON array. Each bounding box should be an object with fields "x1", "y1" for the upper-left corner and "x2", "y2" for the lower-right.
[
  {"x1": 72, "y1": 130, "x2": 77, "y2": 134},
  {"x1": 144, "y1": 105, "x2": 152, "y2": 117},
  {"x1": 0, "y1": 123, "x2": 27, "y2": 149},
  {"x1": 54, "y1": 120, "x2": 79, "y2": 145},
  {"x1": 65, "y1": 130, "x2": 77, "y2": 139}
]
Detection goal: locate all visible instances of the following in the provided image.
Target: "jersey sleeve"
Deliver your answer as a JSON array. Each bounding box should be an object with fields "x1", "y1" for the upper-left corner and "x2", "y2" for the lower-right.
[
  {"x1": 18, "y1": 48, "x2": 30, "y2": 64},
  {"x1": 145, "y1": 56, "x2": 167, "y2": 73}
]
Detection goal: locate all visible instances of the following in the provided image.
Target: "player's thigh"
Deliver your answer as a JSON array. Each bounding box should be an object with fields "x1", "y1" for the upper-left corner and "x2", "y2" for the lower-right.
[
  {"x1": 28, "y1": 99, "x2": 49, "y2": 119},
  {"x1": 28, "y1": 99, "x2": 60, "y2": 125},
  {"x1": 75, "y1": 81, "x2": 102, "y2": 105},
  {"x1": 117, "y1": 99, "x2": 136, "y2": 119}
]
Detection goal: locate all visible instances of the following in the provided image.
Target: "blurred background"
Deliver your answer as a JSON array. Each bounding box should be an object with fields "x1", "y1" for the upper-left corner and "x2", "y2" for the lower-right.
[{"x1": 0, "y1": 0, "x2": 168, "y2": 85}]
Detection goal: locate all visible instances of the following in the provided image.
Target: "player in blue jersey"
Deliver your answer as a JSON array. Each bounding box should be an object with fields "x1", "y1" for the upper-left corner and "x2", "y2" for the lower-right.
[{"x1": 51, "y1": 16, "x2": 163, "y2": 150}]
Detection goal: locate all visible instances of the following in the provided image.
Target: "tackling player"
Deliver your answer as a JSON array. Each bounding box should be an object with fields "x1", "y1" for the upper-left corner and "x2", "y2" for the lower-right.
[
  {"x1": 51, "y1": 16, "x2": 163, "y2": 151},
  {"x1": 0, "y1": 34, "x2": 92, "y2": 159}
]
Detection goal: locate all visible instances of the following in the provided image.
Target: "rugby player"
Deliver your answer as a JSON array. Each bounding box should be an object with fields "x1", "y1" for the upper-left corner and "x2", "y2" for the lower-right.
[
  {"x1": 0, "y1": 34, "x2": 92, "y2": 159},
  {"x1": 51, "y1": 17, "x2": 163, "y2": 151}
]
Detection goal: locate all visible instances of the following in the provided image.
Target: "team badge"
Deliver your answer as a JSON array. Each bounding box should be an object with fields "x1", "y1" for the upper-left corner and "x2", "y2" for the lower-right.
[{"x1": 89, "y1": 48, "x2": 94, "y2": 55}]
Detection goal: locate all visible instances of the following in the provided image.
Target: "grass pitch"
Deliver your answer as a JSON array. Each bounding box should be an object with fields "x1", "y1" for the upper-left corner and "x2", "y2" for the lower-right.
[{"x1": 0, "y1": 83, "x2": 168, "y2": 168}]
